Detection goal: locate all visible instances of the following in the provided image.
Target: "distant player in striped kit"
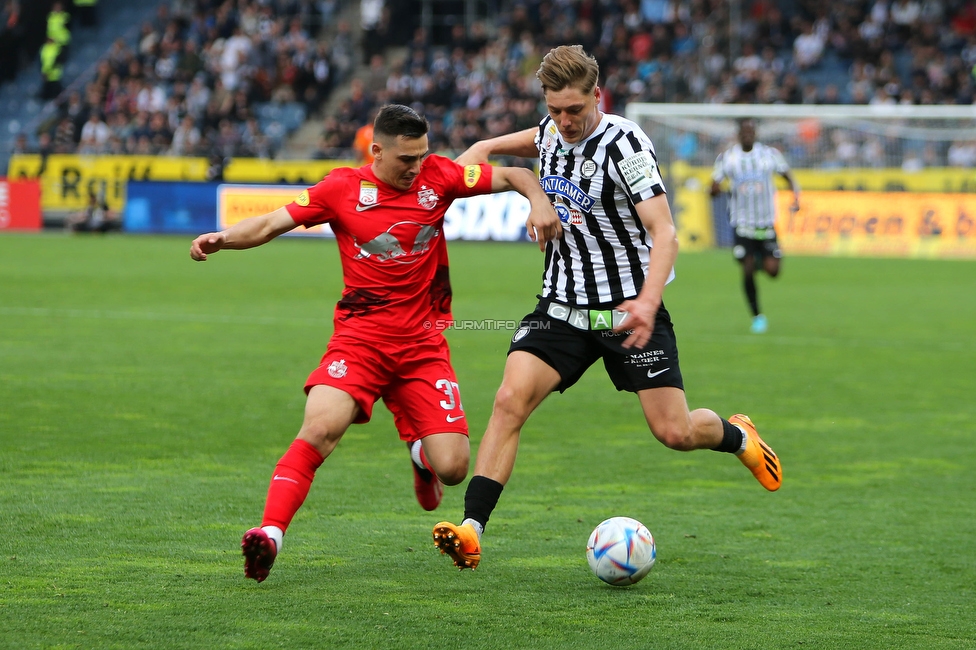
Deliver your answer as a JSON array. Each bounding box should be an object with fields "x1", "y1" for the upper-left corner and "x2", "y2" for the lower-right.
[
  {"x1": 711, "y1": 119, "x2": 800, "y2": 334},
  {"x1": 432, "y1": 46, "x2": 783, "y2": 572}
]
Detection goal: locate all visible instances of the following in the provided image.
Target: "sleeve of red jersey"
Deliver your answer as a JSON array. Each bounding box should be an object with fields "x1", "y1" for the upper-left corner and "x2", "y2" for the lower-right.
[
  {"x1": 284, "y1": 174, "x2": 340, "y2": 227},
  {"x1": 439, "y1": 156, "x2": 493, "y2": 198}
]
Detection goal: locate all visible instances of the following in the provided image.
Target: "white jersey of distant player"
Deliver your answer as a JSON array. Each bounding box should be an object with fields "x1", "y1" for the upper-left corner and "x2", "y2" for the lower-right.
[
  {"x1": 534, "y1": 112, "x2": 673, "y2": 308},
  {"x1": 712, "y1": 142, "x2": 790, "y2": 231}
]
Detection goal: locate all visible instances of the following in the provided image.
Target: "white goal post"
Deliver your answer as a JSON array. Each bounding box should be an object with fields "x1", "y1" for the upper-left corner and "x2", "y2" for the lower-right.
[{"x1": 623, "y1": 103, "x2": 976, "y2": 258}]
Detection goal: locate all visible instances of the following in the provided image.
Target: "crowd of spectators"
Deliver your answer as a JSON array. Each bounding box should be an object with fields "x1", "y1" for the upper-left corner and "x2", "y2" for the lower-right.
[
  {"x1": 308, "y1": 0, "x2": 976, "y2": 169},
  {"x1": 26, "y1": 0, "x2": 352, "y2": 160},
  {"x1": 13, "y1": 0, "x2": 976, "y2": 168}
]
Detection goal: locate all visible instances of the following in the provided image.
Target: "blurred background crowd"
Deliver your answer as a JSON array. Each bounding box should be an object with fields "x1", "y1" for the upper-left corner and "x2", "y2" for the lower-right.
[{"x1": 3, "y1": 0, "x2": 976, "y2": 166}]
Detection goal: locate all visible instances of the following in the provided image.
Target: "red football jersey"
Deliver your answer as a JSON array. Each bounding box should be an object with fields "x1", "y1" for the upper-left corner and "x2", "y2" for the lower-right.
[{"x1": 285, "y1": 155, "x2": 493, "y2": 341}]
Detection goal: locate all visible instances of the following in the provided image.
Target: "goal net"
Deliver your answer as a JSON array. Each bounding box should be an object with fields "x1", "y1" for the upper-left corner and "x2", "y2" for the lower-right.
[{"x1": 625, "y1": 103, "x2": 976, "y2": 258}]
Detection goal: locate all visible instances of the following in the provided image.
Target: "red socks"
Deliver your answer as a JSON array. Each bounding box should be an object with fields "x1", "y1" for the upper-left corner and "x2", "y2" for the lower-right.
[{"x1": 260, "y1": 439, "x2": 325, "y2": 532}]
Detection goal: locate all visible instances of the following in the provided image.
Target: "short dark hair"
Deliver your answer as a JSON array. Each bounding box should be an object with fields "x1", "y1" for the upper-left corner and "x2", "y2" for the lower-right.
[{"x1": 373, "y1": 104, "x2": 429, "y2": 140}]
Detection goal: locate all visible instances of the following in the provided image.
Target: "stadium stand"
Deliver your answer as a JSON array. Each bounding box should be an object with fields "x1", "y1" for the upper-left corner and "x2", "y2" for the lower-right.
[{"x1": 3, "y1": 0, "x2": 976, "y2": 174}]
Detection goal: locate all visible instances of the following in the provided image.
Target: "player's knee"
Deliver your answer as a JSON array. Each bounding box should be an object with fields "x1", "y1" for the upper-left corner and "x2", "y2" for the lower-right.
[
  {"x1": 653, "y1": 423, "x2": 696, "y2": 451},
  {"x1": 297, "y1": 421, "x2": 342, "y2": 455},
  {"x1": 426, "y1": 443, "x2": 469, "y2": 485},
  {"x1": 436, "y1": 461, "x2": 468, "y2": 486},
  {"x1": 492, "y1": 383, "x2": 533, "y2": 424}
]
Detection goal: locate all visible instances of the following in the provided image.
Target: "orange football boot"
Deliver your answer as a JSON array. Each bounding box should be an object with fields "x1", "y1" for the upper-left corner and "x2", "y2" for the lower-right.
[
  {"x1": 730, "y1": 414, "x2": 782, "y2": 491},
  {"x1": 432, "y1": 521, "x2": 481, "y2": 570}
]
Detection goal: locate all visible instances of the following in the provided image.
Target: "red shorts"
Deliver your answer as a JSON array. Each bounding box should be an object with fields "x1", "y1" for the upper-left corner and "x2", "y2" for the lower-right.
[{"x1": 305, "y1": 332, "x2": 468, "y2": 442}]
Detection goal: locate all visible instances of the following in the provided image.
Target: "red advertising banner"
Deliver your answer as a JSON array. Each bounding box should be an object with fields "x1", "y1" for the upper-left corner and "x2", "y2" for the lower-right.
[
  {"x1": 0, "y1": 179, "x2": 42, "y2": 231},
  {"x1": 777, "y1": 191, "x2": 976, "y2": 259}
]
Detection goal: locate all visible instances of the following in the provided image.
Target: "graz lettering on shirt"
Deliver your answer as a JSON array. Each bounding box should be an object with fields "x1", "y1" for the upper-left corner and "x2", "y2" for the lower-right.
[{"x1": 541, "y1": 175, "x2": 595, "y2": 212}]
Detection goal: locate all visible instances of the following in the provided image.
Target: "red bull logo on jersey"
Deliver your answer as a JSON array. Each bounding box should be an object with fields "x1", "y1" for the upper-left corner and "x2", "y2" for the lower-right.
[
  {"x1": 354, "y1": 221, "x2": 439, "y2": 263},
  {"x1": 417, "y1": 186, "x2": 440, "y2": 210}
]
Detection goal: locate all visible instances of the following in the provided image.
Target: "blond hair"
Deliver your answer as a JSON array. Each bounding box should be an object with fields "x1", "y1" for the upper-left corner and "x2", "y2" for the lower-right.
[{"x1": 536, "y1": 45, "x2": 600, "y2": 94}]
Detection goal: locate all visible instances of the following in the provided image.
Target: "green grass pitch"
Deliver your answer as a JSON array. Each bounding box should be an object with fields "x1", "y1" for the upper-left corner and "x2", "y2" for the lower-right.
[{"x1": 1, "y1": 233, "x2": 974, "y2": 649}]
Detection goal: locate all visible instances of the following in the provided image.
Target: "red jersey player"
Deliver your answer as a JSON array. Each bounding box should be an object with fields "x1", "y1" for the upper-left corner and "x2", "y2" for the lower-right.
[{"x1": 190, "y1": 104, "x2": 561, "y2": 582}]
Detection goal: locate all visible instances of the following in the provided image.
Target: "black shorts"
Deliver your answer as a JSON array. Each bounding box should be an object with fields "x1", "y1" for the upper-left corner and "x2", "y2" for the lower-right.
[
  {"x1": 508, "y1": 298, "x2": 684, "y2": 393},
  {"x1": 733, "y1": 233, "x2": 782, "y2": 262}
]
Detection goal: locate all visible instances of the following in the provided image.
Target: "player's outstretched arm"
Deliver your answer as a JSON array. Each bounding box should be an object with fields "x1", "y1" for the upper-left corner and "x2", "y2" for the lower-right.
[
  {"x1": 781, "y1": 170, "x2": 801, "y2": 212},
  {"x1": 492, "y1": 166, "x2": 562, "y2": 251},
  {"x1": 190, "y1": 207, "x2": 298, "y2": 261},
  {"x1": 613, "y1": 195, "x2": 678, "y2": 349},
  {"x1": 454, "y1": 128, "x2": 538, "y2": 165}
]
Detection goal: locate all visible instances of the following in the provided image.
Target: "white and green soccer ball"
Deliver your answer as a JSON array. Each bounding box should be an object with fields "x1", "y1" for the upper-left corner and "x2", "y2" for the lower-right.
[{"x1": 586, "y1": 516, "x2": 656, "y2": 586}]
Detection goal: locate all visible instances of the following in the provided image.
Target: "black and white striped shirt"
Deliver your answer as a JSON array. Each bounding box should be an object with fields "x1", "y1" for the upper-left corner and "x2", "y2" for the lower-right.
[
  {"x1": 534, "y1": 113, "x2": 671, "y2": 308},
  {"x1": 712, "y1": 143, "x2": 790, "y2": 234}
]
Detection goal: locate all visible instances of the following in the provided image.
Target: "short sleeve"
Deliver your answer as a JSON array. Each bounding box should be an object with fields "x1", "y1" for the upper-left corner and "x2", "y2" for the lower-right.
[
  {"x1": 712, "y1": 152, "x2": 726, "y2": 182},
  {"x1": 610, "y1": 129, "x2": 666, "y2": 203},
  {"x1": 430, "y1": 156, "x2": 493, "y2": 199},
  {"x1": 285, "y1": 174, "x2": 340, "y2": 226},
  {"x1": 771, "y1": 147, "x2": 790, "y2": 174}
]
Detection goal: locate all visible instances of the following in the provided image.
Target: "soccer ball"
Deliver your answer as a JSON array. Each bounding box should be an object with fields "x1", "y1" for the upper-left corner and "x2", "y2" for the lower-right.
[{"x1": 586, "y1": 516, "x2": 656, "y2": 586}]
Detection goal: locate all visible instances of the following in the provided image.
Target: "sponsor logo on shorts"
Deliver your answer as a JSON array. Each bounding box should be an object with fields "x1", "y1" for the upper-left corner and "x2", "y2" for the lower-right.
[
  {"x1": 446, "y1": 414, "x2": 465, "y2": 423},
  {"x1": 646, "y1": 367, "x2": 670, "y2": 378},
  {"x1": 512, "y1": 327, "x2": 529, "y2": 342}
]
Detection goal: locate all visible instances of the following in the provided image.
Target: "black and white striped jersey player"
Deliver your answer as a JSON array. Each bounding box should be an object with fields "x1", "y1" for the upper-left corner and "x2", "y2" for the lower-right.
[
  {"x1": 432, "y1": 45, "x2": 782, "y2": 573},
  {"x1": 711, "y1": 118, "x2": 800, "y2": 334}
]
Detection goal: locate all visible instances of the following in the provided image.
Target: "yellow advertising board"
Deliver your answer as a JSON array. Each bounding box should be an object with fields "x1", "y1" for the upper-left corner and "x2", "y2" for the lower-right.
[
  {"x1": 221, "y1": 159, "x2": 349, "y2": 184},
  {"x1": 8, "y1": 154, "x2": 209, "y2": 211},
  {"x1": 7, "y1": 154, "x2": 354, "y2": 213},
  {"x1": 217, "y1": 184, "x2": 332, "y2": 236},
  {"x1": 776, "y1": 191, "x2": 976, "y2": 258}
]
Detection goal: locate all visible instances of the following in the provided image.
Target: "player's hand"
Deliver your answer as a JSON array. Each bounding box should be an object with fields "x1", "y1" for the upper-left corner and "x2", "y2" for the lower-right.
[
  {"x1": 525, "y1": 203, "x2": 563, "y2": 251},
  {"x1": 190, "y1": 232, "x2": 226, "y2": 261},
  {"x1": 612, "y1": 297, "x2": 659, "y2": 350}
]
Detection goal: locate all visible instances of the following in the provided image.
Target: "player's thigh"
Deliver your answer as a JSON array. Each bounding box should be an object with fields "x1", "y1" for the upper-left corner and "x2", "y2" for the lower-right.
[
  {"x1": 305, "y1": 333, "x2": 392, "y2": 424},
  {"x1": 298, "y1": 384, "x2": 361, "y2": 451},
  {"x1": 384, "y1": 337, "x2": 468, "y2": 442},
  {"x1": 508, "y1": 310, "x2": 601, "y2": 393},
  {"x1": 493, "y1": 350, "x2": 562, "y2": 420},
  {"x1": 636, "y1": 386, "x2": 693, "y2": 447},
  {"x1": 762, "y1": 238, "x2": 782, "y2": 275},
  {"x1": 599, "y1": 304, "x2": 684, "y2": 393}
]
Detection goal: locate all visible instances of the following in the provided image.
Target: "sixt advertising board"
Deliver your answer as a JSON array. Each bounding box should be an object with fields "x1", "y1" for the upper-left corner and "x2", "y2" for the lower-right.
[{"x1": 124, "y1": 181, "x2": 535, "y2": 240}]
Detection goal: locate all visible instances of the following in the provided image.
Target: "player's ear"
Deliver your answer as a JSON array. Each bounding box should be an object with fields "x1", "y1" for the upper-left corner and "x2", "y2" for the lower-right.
[{"x1": 371, "y1": 141, "x2": 382, "y2": 160}]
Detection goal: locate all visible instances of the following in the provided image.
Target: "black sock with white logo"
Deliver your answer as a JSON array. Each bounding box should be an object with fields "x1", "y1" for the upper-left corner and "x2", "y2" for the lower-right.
[
  {"x1": 463, "y1": 475, "x2": 504, "y2": 531},
  {"x1": 711, "y1": 418, "x2": 745, "y2": 454}
]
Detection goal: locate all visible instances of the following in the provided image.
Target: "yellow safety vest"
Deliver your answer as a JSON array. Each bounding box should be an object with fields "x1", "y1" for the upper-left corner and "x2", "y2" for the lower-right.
[
  {"x1": 47, "y1": 11, "x2": 71, "y2": 46},
  {"x1": 41, "y1": 42, "x2": 63, "y2": 81}
]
